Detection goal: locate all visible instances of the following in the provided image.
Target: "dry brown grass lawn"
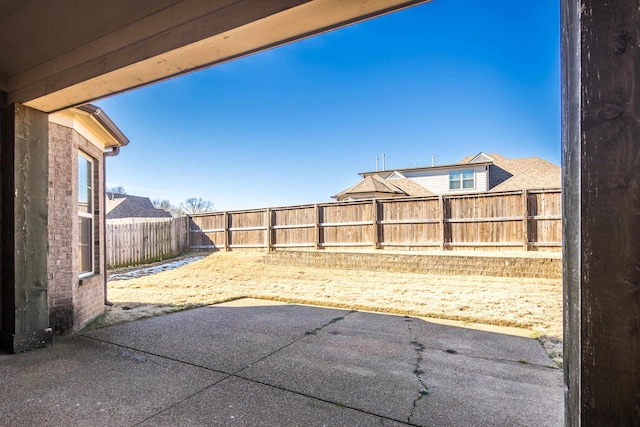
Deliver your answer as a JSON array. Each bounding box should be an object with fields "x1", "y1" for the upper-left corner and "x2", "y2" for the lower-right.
[{"x1": 97, "y1": 251, "x2": 563, "y2": 365}]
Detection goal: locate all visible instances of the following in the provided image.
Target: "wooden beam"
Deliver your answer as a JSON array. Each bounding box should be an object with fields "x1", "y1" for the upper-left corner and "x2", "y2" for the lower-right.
[
  {"x1": 13, "y1": 0, "x2": 431, "y2": 111},
  {"x1": 562, "y1": 0, "x2": 640, "y2": 424}
]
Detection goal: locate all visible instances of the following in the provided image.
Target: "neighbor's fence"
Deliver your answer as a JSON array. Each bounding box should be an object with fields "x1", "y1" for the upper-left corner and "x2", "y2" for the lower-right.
[
  {"x1": 188, "y1": 189, "x2": 561, "y2": 252},
  {"x1": 106, "y1": 217, "x2": 189, "y2": 268}
]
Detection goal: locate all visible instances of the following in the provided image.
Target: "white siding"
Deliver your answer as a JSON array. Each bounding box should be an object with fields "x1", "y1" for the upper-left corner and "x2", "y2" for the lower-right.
[{"x1": 401, "y1": 165, "x2": 488, "y2": 195}]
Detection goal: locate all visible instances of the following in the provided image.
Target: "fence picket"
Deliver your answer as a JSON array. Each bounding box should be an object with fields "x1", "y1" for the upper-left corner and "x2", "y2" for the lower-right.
[
  {"x1": 187, "y1": 190, "x2": 561, "y2": 253},
  {"x1": 106, "y1": 217, "x2": 189, "y2": 269}
]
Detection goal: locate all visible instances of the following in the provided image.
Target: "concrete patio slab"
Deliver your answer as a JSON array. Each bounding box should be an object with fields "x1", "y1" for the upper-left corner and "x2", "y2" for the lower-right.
[
  {"x1": 0, "y1": 335, "x2": 225, "y2": 427},
  {"x1": 411, "y1": 345, "x2": 563, "y2": 426},
  {"x1": 329, "y1": 311, "x2": 554, "y2": 366},
  {"x1": 239, "y1": 309, "x2": 562, "y2": 426},
  {"x1": 239, "y1": 321, "x2": 420, "y2": 423},
  {"x1": 83, "y1": 302, "x2": 351, "y2": 373},
  {"x1": 139, "y1": 376, "x2": 407, "y2": 427},
  {"x1": 1, "y1": 299, "x2": 562, "y2": 426}
]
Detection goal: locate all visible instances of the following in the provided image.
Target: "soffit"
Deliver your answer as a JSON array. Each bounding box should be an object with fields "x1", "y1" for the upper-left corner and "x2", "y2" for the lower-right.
[{"x1": 0, "y1": 0, "x2": 430, "y2": 112}]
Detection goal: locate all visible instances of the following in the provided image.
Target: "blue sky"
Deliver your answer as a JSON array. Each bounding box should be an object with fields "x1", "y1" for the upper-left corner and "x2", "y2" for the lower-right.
[{"x1": 96, "y1": 0, "x2": 560, "y2": 211}]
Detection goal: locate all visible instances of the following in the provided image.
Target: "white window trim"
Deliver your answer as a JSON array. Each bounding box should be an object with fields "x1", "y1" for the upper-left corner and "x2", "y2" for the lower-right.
[
  {"x1": 449, "y1": 169, "x2": 476, "y2": 191},
  {"x1": 78, "y1": 151, "x2": 94, "y2": 278}
]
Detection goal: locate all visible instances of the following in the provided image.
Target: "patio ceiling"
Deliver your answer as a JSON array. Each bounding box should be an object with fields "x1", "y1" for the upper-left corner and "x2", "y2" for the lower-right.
[{"x1": 0, "y1": 0, "x2": 429, "y2": 112}]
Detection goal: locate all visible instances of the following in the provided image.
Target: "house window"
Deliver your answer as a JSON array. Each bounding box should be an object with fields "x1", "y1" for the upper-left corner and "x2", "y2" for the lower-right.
[
  {"x1": 78, "y1": 152, "x2": 94, "y2": 276},
  {"x1": 449, "y1": 169, "x2": 475, "y2": 190}
]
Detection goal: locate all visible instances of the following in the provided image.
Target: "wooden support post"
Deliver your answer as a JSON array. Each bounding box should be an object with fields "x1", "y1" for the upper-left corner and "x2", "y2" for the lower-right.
[
  {"x1": 438, "y1": 195, "x2": 445, "y2": 250},
  {"x1": 314, "y1": 204, "x2": 321, "y2": 250},
  {"x1": 0, "y1": 103, "x2": 52, "y2": 353},
  {"x1": 223, "y1": 211, "x2": 229, "y2": 251},
  {"x1": 265, "y1": 208, "x2": 272, "y2": 251},
  {"x1": 372, "y1": 199, "x2": 379, "y2": 249},
  {"x1": 522, "y1": 190, "x2": 529, "y2": 251},
  {"x1": 562, "y1": 0, "x2": 640, "y2": 424}
]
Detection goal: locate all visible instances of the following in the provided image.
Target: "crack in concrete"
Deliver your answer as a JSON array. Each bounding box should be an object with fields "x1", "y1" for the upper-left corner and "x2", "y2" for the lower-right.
[
  {"x1": 404, "y1": 316, "x2": 431, "y2": 424},
  {"x1": 303, "y1": 311, "x2": 356, "y2": 336},
  {"x1": 406, "y1": 319, "x2": 430, "y2": 424},
  {"x1": 408, "y1": 340, "x2": 430, "y2": 423}
]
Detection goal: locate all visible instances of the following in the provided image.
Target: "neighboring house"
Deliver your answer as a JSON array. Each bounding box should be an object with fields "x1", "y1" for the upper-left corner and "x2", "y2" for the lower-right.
[
  {"x1": 332, "y1": 152, "x2": 560, "y2": 201},
  {"x1": 106, "y1": 193, "x2": 172, "y2": 220},
  {"x1": 48, "y1": 105, "x2": 129, "y2": 333}
]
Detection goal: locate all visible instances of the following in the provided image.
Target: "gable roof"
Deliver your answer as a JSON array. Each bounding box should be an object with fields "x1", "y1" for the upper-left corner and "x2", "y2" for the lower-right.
[
  {"x1": 106, "y1": 193, "x2": 172, "y2": 219},
  {"x1": 332, "y1": 175, "x2": 404, "y2": 199},
  {"x1": 466, "y1": 152, "x2": 494, "y2": 163},
  {"x1": 332, "y1": 174, "x2": 434, "y2": 200}
]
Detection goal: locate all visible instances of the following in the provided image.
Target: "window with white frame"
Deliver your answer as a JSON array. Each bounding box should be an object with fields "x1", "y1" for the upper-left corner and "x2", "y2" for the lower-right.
[
  {"x1": 78, "y1": 152, "x2": 94, "y2": 276},
  {"x1": 449, "y1": 169, "x2": 475, "y2": 190}
]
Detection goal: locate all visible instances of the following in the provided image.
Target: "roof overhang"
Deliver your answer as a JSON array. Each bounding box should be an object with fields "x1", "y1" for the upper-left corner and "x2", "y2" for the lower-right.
[
  {"x1": 360, "y1": 161, "x2": 493, "y2": 177},
  {"x1": 48, "y1": 104, "x2": 129, "y2": 150},
  {"x1": 0, "y1": 0, "x2": 431, "y2": 113}
]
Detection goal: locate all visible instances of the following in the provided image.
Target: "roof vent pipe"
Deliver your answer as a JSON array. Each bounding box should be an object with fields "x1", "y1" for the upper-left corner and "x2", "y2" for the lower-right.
[
  {"x1": 376, "y1": 157, "x2": 379, "y2": 172},
  {"x1": 382, "y1": 153, "x2": 385, "y2": 171},
  {"x1": 432, "y1": 155, "x2": 435, "y2": 167}
]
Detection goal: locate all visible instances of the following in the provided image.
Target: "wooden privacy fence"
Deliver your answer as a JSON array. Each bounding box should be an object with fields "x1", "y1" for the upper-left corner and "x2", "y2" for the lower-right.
[
  {"x1": 189, "y1": 189, "x2": 561, "y2": 252},
  {"x1": 106, "y1": 217, "x2": 189, "y2": 268}
]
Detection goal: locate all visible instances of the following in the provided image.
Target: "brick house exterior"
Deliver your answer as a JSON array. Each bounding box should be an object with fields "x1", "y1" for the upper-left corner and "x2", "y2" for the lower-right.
[{"x1": 47, "y1": 106, "x2": 128, "y2": 333}]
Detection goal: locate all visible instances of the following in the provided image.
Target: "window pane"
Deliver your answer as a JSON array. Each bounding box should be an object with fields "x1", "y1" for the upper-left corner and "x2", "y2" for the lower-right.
[
  {"x1": 460, "y1": 170, "x2": 474, "y2": 189},
  {"x1": 79, "y1": 216, "x2": 92, "y2": 273},
  {"x1": 78, "y1": 155, "x2": 92, "y2": 214},
  {"x1": 78, "y1": 152, "x2": 93, "y2": 275},
  {"x1": 449, "y1": 171, "x2": 461, "y2": 190}
]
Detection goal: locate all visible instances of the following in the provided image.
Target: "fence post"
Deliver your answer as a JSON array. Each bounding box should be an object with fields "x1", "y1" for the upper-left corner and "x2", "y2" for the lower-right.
[
  {"x1": 223, "y1": 211, "x2": 230, "y2": 251},
  {"x1": 265, "y1": 208, "x2": 272, "y2": 251},
  {"x1": 314, "y1": 203, "x2": 320, "y2": 250},
  {"x1": 439, "y1": 195, "x2": 446, "y2": 250},
  {"x1": 522, "y1": 189, "x2": 529, "y2": 251},
  {"x1": 182, "y1": 216, "x2": 186, "y2": 253},
  {"x1": 372, "y1": 199, "x2": 379, "y2": 249}
]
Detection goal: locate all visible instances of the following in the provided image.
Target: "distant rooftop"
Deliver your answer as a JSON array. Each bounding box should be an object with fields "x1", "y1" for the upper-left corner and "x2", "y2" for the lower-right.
[{"x1": 106, "y1": 193, "x2": 172, "y2": 220}]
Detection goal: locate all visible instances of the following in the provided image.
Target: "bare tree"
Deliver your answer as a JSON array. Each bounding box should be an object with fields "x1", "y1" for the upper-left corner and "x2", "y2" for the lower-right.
[
  {"x1": 106, "y1": 185, "x2": 127, "y2": 194},
  {"x1": 180, "y1": 197, "x2": 215, "y2": 215},
  {"x1": 153, "y1": 199, "x2": 184, "y2": 218},
  {"x1": 152, "y1": 199, "x2": 172, "y2": 210}
]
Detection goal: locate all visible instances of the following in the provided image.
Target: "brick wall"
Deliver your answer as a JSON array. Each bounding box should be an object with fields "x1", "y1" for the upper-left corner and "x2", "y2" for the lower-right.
[{"x1": 48, "y1": 123, "x2": 106, "y2": 333}]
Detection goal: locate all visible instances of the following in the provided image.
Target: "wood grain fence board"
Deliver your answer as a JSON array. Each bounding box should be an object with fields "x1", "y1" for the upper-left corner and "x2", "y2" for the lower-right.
[
  {"x1": 186, "y1": 190, "x2": 561, "y2": 252},
  {"x1": 107, "y1": 217, "x2": 189, "y2": 268}
]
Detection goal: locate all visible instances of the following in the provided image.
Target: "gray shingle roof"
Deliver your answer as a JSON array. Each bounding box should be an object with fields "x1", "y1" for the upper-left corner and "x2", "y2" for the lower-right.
[
  {"x1": 332, "y1": 175, "x2": 435, "y2": 200},
  {"x1": 385, "y1": 177, "x2": 435, "y2": 197},
  {"x1": 106, "y1": 193, "x2": 173, "y2": 219},
  {"x1": 462, "y1": 153, "x2": 561, "y2": 191}
]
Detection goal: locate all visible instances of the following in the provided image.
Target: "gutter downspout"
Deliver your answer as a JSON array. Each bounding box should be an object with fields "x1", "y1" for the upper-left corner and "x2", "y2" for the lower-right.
[{"x1": 103, "y1": 146, "x2": 120, "y2": 306}]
